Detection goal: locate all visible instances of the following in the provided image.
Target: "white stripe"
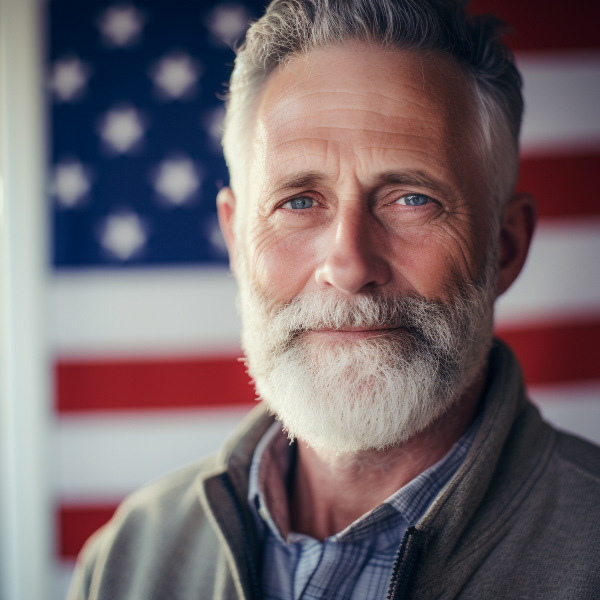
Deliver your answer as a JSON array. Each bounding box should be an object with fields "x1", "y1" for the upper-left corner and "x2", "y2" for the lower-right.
[
  {"x1": 53, "y1": 407, "x2": 253, "y2": 500},
  {"x1": 54, "y1": 383, "x2": 600, "y2": 499},
  {"x1": 495, "y1": 218, "x2": 600, "y2": 327},
  {"x1": 50, "y1": 219, "x2": 600, "y2": 354},
  {"x1": 517, "y1": 51, "x2": 600, "y2": 155},
  {"x1": 50, "y1": 267, "x2": 241, "y2": 357}
]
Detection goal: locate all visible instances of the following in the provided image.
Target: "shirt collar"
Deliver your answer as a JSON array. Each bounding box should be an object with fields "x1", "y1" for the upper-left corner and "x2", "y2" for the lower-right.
[{"x1": 248, "y1": 412, "x2": 482, "y2": 543}]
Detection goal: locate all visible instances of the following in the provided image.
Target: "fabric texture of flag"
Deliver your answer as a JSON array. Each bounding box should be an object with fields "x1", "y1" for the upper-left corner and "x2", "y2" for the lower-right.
[{"x1": 47, "y1": 0, "x2": 600, "y2": 596}]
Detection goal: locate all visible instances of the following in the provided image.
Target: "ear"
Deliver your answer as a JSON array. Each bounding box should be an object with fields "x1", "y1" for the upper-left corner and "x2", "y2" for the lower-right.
[
  {"x1": 216, "y1": 187, "x2": 238, "y2": 272},
  {"x1": 496, "y1": 192, "x2": 537, "y2": 296}
]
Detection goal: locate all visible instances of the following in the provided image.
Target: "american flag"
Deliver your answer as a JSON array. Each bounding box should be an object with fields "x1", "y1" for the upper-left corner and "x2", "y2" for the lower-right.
[{"x1": 46, "y1": 0, "x2": 600, "y2": 596}]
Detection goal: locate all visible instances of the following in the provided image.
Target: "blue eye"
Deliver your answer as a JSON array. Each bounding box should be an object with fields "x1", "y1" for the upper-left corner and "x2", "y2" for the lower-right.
[
  {"x1": 283, "y1": 196, "x2": 315, "y2": 209},
  {"x1": 397, "y1": 194, "x2": 430, "y2": 207}
]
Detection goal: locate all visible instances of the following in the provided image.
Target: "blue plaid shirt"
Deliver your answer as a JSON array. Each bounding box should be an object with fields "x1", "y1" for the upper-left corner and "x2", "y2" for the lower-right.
[{"x1": 248, "y1": 416, "x2": 480, "y2": 600}]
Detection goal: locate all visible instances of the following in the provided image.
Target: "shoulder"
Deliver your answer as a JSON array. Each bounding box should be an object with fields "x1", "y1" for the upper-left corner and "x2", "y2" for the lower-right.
[
  {"x1": 509, "y1": 400, "x2": 600, "y2": 497},
  {"x1": 111, "y1": 453, "x2": 221, "y2": 532},
  {"x1": 66, "y1": 406, "x2": 273, "y2": 600},
  {"x1": 515, "y1": 404, "x2": 600, "y2": 509},
  {"x1": 545, "y1": 426, "x2": 600, "y2": 509},
  {"x1": 440, "y1": 409, "x2": 600, "y2": 598},
  {"x1": 519, "y1": 415, "x2": 600, "y2": 540},
  {"x1": 67, "y1": 455, "x2": 224, "y2": 600},
  {"x1": 480, "y1": 401, "x2": 600, "y2": 554},
  {"x1": 500, "y1": 424, "x2": 600, "y2": 596},
  {"x1": 553, "y1": 428, "x2": 600, "y2": 479}
]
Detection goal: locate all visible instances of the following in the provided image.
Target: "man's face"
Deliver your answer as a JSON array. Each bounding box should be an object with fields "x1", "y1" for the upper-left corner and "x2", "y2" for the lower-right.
[
  {"x1": 240, "y1": 42, "x2": 491, "y2": 305},
  {"x1": 223, "y1": 43, "x2": 498, "y2": 453}
]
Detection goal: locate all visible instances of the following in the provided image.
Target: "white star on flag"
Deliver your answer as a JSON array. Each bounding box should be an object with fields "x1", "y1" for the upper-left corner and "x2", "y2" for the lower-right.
[
  {"x1": 97, "y1": 4, "x2": 146, "y2": 47},
  {"x1": 98, "y1": 106, "x2": 146, "y2": 154},
  {"x1": 52, "y1": 160, "x2": 92, "y2": 207},
  {"x1": 205, "y1": 4, "x2": 250, "y2": 46},
  {"x1": 49, "y1": 56, "x2": 91, "y2": 102},
  {"x1": 153, "y1": 157, "x2": 201, "y2": 206},
  {"x1": 99, "y1": 211, "x2": 148, "y2": 260},
  {"x1": 150, "y1": 53, "x2": 202, "y2": 100}
]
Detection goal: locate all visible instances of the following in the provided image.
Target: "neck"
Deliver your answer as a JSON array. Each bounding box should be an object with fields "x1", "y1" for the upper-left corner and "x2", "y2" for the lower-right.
[{"x1": 289, "y1": 374, "x2": 485, "y2": 540}]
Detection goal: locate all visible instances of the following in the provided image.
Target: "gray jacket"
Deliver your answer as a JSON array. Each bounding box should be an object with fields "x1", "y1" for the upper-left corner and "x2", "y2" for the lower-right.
[{"x1": 67, "y1": 341, "x2": 600, "y2": 599}]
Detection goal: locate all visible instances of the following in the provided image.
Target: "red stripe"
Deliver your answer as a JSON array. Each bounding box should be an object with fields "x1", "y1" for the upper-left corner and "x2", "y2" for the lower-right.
[
  {"x1": 469, "y1": 0, "x2": 600, "y2": 51},
  {"x1": 56, "y1": 321, "x2": 600, "y2": 559},
  {"x1": 56, "y1": 320, "x2": 600, "y2": 413},
  {"x1": 517, "y1": 152, "x2": 600, "y2": 220},
  {"x1": 496, "y1": 319, "x2": 600, "y2": 386},
  {"x1": 56, "y1": 355, "x2": 256, "y2": 413},
  {"x1": 58, "y1": 503, "x2": 118, "y2": 560}
]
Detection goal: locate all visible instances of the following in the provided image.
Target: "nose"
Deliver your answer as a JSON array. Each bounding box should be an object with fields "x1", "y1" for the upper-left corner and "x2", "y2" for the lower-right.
[{"x1": 314, "y1": 208, "x2": 391, "y2": 294}]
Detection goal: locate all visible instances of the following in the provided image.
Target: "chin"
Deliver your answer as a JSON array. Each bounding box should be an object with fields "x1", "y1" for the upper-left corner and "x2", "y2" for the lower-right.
[{"x1": 254, "y1": 331, "x2": 486, "y2": 455}]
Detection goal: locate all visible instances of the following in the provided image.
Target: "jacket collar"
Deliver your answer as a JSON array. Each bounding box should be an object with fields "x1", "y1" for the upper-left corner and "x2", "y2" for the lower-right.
[
  {"x1": 197, "y1": 339, "x2": 554, "y2": 599},
  {"x1": 413, "y1": 340, "x2": 555, "y2": 596}
]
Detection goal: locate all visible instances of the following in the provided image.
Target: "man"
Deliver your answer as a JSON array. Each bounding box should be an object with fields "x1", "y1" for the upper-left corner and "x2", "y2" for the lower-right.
[{"x1": 68, "y1": 1, "x2": 600, "y2": 598}]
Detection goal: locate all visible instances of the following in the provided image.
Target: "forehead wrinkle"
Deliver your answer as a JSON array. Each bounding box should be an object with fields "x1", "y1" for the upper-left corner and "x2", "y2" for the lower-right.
[
  {"x1": 262, "y1": 87, "x2": 445, "y2": 123},
  {"x1": 265, "y1": 146, "x2": 344, "y2": 193},
  {"x1": 260, "y1": 94, "x2": 447, "y2": 141},
  {"x1": 255, "y1": 44, "x2": 473, "y2": 140},
  {"x1": 353, "y1": 142, "x2": 458, "y2": 174},
  {"x1": 261, "y1": 106, "x2": 452, "y2": 156},
  {"x1": 265, "y1": 109, "x2": 441, "y2": 136},
  {"x1": 270, "y1": 137, "x2": 450, "y2": 173},
  {"x1": 249, "y1": 45, "x2": 481, "y2": 215},
  {"x1": 269, "y1": 129, "x2": 438, "y2": 151}
]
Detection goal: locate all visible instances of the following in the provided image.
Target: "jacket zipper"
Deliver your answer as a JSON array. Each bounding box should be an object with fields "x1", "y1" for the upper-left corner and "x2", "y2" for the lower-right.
[
  {"x1": 386, "y1": 526, "x2": 425, "y2": 600},
  {"x1": 219, "y1": 472, "x2": 261, "y2": 600}
]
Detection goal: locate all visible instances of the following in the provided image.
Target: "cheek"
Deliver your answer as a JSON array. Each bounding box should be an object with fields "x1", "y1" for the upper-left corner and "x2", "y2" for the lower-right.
[
  {"x1": 247, "y1": 224, "x2": 320, "y2": 301},
  {"x1": 391, "y1": 233, "x2": 453, "y2": 295},
  {"x1": 392, "y1": 224, "x2": 484, "y2": 298}
]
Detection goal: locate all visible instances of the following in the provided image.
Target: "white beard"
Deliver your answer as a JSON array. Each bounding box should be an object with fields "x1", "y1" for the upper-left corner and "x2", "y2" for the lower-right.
[{"x1": 237, "y1": 264, "x2": 495, "y2": 455}]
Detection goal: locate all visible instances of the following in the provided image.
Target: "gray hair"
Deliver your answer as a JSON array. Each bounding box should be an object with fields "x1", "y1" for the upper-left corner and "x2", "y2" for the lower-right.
[{"x1": 221, "y1": 0, "x2": 523, "y2": 225}]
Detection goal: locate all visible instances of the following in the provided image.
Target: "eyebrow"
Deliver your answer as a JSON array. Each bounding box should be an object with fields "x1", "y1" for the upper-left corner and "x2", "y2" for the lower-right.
[
  {"x1": 371, "y1": 171, "x2": 453, "y2": 197},
  {"x1": 270, "y1": 171, "x2": 328, "y2": 194},
  {"x1": 269, "y1": 169, "x2": 453, "y2": 198}
]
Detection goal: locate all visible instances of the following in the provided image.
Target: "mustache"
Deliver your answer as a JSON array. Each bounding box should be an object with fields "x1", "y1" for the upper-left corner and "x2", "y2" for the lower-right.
[{"x1": 265, "y1": 288, "x2": 470, "y2": 337}]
